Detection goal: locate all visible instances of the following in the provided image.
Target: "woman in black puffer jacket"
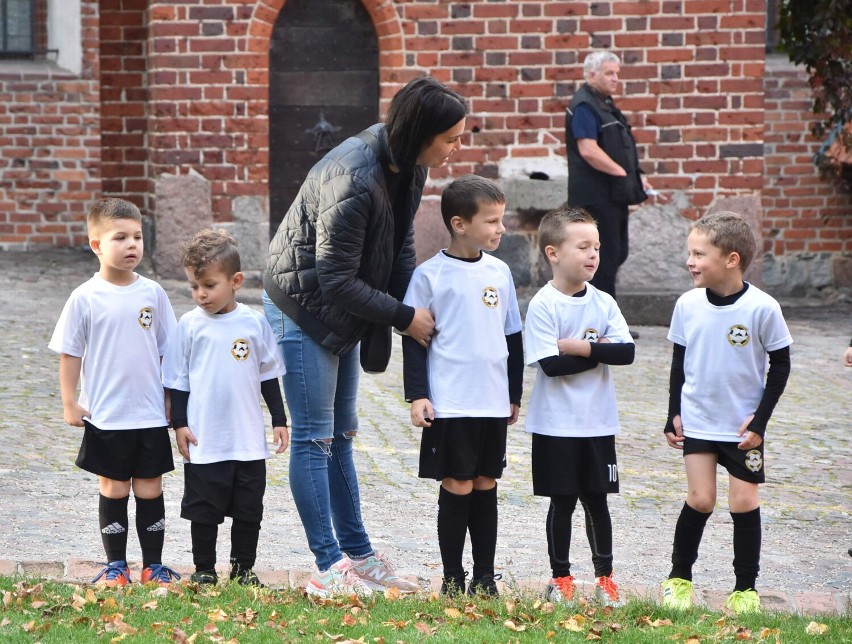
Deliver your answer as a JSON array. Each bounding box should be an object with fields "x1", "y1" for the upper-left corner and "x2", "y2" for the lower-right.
[{"x1": 263, "y1": 77, "x2": 467, "y2": 597}]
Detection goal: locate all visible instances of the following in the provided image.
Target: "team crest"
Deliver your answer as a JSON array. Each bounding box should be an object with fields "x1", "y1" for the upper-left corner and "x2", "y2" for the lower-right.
[
  {"x1": 231, "y1": 338, "x2": 250, "y2": 361},
  {"x1": 744, "y1": 449, "x2": 763, "y2": 473},
  {"x1": 482, "y1": 286, "x2": 499, "y2": 309},
  {"x1": 728, "y1": 324, "x2": 750, "y2": 347},
  {"x1": 582, "y1": 328, "x2": 600, "y2": 342},
  {"x1": 138, "y1": 307, "x2": 153, "y2": 330}
]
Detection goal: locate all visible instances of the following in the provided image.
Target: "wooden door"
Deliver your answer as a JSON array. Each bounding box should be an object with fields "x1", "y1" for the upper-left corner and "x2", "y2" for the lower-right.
[{"x1": 269, "y1": 0, "x2": 379, "y2": 235}]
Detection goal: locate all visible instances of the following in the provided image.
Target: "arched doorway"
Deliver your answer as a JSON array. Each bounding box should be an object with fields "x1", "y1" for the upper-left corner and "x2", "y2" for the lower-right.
[{"x1": 268, "y1": 0, "x2": 379, "y2": 235}]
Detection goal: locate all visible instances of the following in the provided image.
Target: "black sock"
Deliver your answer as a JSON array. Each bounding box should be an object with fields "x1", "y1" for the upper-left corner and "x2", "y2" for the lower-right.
[
  {"x1": 99, "y1": 494, "x2": 129, "y2": 563},
  {"x1": 732, "y1": 507, "x2": 761, "y2": 592},
  {"x1": 581, "y1": 493, "x2": 614, "y2": 577},
  {"x1": 437, "y1": 486, "x2": 472, "y2": 579},
  {"x1": 468, "y1": 486, "x2": 498, "y2": 579},
  {"x1": 669, "y1": 502, "x2": 712, "y2": 581},
  {"x1": 547, "y1": 495, "x2": 578, "y2": 579},
  {"x1": 135, "y1": 494, "x2": 166, "y2": 569},
  {"x1": 191, "y1": 522, "x2": 218, "y2": 572},
  {"x1": 230, "y1": 519, "x2": 261, "y2": 571}
]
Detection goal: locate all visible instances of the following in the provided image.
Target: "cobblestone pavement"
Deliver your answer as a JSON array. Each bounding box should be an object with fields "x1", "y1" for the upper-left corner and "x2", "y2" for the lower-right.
[{"x1": 0, "y1": 249, "x2": 849, "y2": 613}]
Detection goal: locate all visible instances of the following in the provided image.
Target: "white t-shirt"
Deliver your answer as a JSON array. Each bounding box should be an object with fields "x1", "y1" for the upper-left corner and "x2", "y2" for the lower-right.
[
  {"x1": 162, "y1": 303, "x2": 286, "y2": 464},
  {"x1": 668, "y1": 285, "x2": 792, "y2": 442},
  {"x1": 403, "y1": 251, "x2": 522, "y2": 418},
  {"x1": 48, "y1": 273, "x2": 176, "y2": 430},
  {"x1": 524, "y1": 282, "x2": 632, "y2": 437}
]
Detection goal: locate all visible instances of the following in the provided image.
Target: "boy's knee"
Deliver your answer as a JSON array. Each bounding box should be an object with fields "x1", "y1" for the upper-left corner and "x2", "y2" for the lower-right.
[{"x1": 686, "y1": 492, "x2": 715, "y2": 513}]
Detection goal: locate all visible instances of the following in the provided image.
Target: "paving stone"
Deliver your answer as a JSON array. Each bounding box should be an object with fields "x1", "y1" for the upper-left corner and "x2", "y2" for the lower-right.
[
  {"x1": 0, "y1": 560, "x2": 18, "y2": 576},
  {"x1": 792, "y1": 592, "x2": 845, "y2": 615}
]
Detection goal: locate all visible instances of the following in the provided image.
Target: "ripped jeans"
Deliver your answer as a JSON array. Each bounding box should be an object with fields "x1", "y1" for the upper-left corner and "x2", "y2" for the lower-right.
[{"x1": 263, "y1": 295, "x2": 373, "y2": 571}]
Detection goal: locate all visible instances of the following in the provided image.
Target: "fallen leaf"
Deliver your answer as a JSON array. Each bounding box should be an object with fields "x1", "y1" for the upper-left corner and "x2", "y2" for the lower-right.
[
  {"x1": 686, "y1": 635, "x2": 702, "y2": 644},
  {"x1": 560, "y1": 617, "x2": 586, "y2": 632},
  {"x1": 1, "y1": 617, "x2": 10, "y2": 626},
  {"x1": 546, "y1": 630, "x2": 556, "y2": 639},
  {"x1": 586, "y1": 629, "x2": 602, "y2": 641},
  {"x1": 715, "y1": 616, "x2": 727, "y2": 627},
  {"x1": 85, "y1": 588, "x2": 97, "y2": 603},
  {"x1": 444, "y1": 607, "x2": 461, "y2": 619},
  {"x1": 142, "y1": 600, "x2": 158, "y2": 610},
  {"x1": 735, "y1": 626, "x2": 752, "y2": 640},
  {"x1": 414, "y1": 622, "x2": 433, "y2": 635},
  {"x1": 342, "y1": 614, "x2": 357, "y2": 627},
  {"x1": 172, "y1": 626, "x2": 189, "y2": 643},
  {"x1": 71, "y1": 593, "x2": 88, "y2": 611},
  {"x1": 610, "y1": 622, "x2": 622, "y2": 632},
  {"x1": 384, "y1": 587, "x2": 401, "y2": 601},
  {"x1": 21, "y1": 621, "x2": 37, "y2": 632},
  {"x1": 805, "y1": 622, "x2": 828, "y2": 635},
  {"x1": 757, "y1": 627, "x2": 780, "y2": 639},
  {"x1": 207, "y1": 608, "x2": 228, "y2": 622},
  {"x1": 504, "y1": 619, "x2": 526, "y2": 632},
  {"x1": 505, "y1": 599, "x2": 516, "y2": 613},
  {"x1": 203, "y1": 622, "x2": 219, "y2": 634}
]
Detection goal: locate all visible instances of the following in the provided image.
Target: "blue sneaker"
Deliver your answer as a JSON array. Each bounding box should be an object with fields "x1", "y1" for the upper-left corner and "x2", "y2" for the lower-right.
[
  {"x1": 91, "y1": 560, "x2": 132, "y2": 587},
  {"x1": 140, "y1": 563, "x2": 181, "y2": 586}
]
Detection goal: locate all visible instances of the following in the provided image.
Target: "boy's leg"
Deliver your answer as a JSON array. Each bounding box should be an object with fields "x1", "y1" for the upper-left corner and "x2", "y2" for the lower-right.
[
  {"x1": 669, "y1": 453, "x2": 717, "y2": 580},
  {"x1": 98, "y1": 477, "x2": 132, "y2": 563},
  {"x1": 468, "y1": 477, "x2": 498, "y2": 581},
  {"x1": 438, "y1": 479, "x2": 473, "y2": 588},
  {"x1": 547, "y1": 494, "x2": 578, "y2": 578},
  {"x1": 579, "y1": 492, "x2": 613, "y2": 577},
  {"x1": 229, "y1": 460, "x2": 265, "y2": 583},
  {"x1": 191, "y1": 521, "x2": 218, "y2": 573},
  {"x1": 132, "y1": 476, "x2": 165, "y2": 569},
  {"x1": 729, "y1": 476, "x2": 761, "y2": 591}
]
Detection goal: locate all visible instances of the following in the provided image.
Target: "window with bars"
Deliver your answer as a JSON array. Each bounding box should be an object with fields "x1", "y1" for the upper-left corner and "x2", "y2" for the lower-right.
[{"x1": 1, "y1": 0, "x2": 40, "y2": 58}]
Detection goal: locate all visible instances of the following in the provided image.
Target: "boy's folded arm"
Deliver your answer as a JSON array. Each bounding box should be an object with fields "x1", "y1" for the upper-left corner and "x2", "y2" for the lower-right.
[
  {"x1": 588, "y1": 341, "x2": 635, "y2": 365},
  {"x1": 747, "y1": 345, "x2": 791, "y2": 437},
  {"x1": 506, "y1": 331, "x2": 524, "y2": 405},
  {"x1": 664, "y1": 343, "x2": 686, "y2": 433},
  {"x1": 169, "y1": 388, "x2": 190, "y2": 429},
  {"x1": 538, "y1": 353, "x2": 598, "y2": 377},
  {"x1": 260, "y1": 377, "x2": 288, "y2": 427},
  {"x1": 402, "y1": 335, "x2": 430, "y2": 402}
]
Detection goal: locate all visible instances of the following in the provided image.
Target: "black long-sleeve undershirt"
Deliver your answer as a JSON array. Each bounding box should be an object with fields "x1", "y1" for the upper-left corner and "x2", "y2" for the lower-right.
[
  {"x1": 169, "y1": 378, "x2": 288, "y2": 430},
  {"x1": 537, "y1": 341, "x2": 635, "y2": 377}
]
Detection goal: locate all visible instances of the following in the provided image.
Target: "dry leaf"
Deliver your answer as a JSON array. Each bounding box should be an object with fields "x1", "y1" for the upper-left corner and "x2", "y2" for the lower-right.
[
  {"x1": 203, "y1": 622, "x2": 219, "y2": 634},
  {"x1": 715, "y1": 616, "x2": 727, "y2": 627},
  {"x1": 546, "y1": 630, "x2": 556, "y2": 639},
  {"x1": 504, "y1": 619, "x2": 526, "y2": 632},
  {"x1": 384, "y1": 587, "x2": 401, "y2": 601},
  {"x1": 505, "y1": 599, "x2": 516, "y2": 613},
  {"x1": 21, "y1": 621, "x2": 37, "y2": 632},
  {"x1": 444, "y1": 607, "x2": 462, "y2": 619},
  {"x1": 560, "y1": 617, "x2": 586, "y2": 632},
  {"x1": 207, "y1": 607, "x2": 228, "y2": 622},
  {"x1": 342, "y1": 614, "x2": 357, "y2": 627},
  {"x1": 586, "y1": 629, "x2": 602, "y2": 641},
  {"x1": 1, "y1": 617, "x2": 10, "y2": 627},
  {"x1": 610, "y1": 622, "x2": 622, "y2": 632},
  {"x1": 686, "y1": 636, "x2": 702, "y2": 644},
  {"x1": 322, "y1": 632, "x2": 345, "y2": 641},
  {"x1": 805, "y1": 622, "x2": 828, "y2": 635},
  {"x1": 736, "y1": 626, "x2": 752, "y2": 640},
  {"x1": 757, "y1": 627, "x2": 780, "y2": 639},
  {"x1": 71, "y1": 593, "x2": 88, "y2": 611},
  {"x1": 2, "y1": 591, "x2": 11, "y2": 607},
  {"x1": 101, "y1": 596, "x2": 118, "y2": 610},
  {"x1": 142, "y1": 600, "x2": 158, "y2": 610}
]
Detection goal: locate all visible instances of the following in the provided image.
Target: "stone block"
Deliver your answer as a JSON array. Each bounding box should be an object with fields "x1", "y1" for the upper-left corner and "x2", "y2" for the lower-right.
[
  {"x1": 764, "y1": 252, "x2": 836, "y2": 298},
  {"x1": 19, "y1": 560, "x2": 64, "y2": 580},
  {"x1": 220, "y1": 196, "x2": 269, "y2": 274},
  {"x1": 0, "y1": 560, "x2": 18, "y2": 576},
  {"x1": 832, "y1": 255, "x2": 852, "y2": 287},
  {"x1": 792, "y1": 592, "x2": 842, "y2": 615},
  {"x1": 617, "y1": 290, "x2": 680, "y2": 326},
  {"x1": 289, "y1": 568, "x2": 312, "y2": 591},
  {"x1": 413, "y1": 197, "x2": 449, "y2": 265},
  {"x1": 491, "y1": 232, "x2": 534, "y2": 287},
  {"x1": 502, "y1": 176, "x2": 568, "y2": 212},
  {"x1": 66, "y1": 559, "x2": 104, "y2": 582},
  {"x1": 153, "y1": 169, "x2": 213, "y2": 279}
]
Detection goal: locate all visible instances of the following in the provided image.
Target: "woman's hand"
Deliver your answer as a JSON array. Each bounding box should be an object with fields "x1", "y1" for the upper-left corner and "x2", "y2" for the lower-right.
[{"x1": 406, "y1": 307, "x2": 435, "y2": 347}]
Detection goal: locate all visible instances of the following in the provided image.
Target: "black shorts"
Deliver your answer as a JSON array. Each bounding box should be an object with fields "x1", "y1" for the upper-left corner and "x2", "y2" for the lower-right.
[
  {"x1": 76, "y1": 421, "x2": 174, "y2": 481},
  {"x1": 181, "y1": 459, "x2": 266, "y2": 524},
  {"x1": 531, "y1": 434, "x2": 619, "y2": 496},
  {"x1": 418, "y1": 417, "x2": 507, "y2": 481},
  {"x1": 683, "y1": 436, "x2": 766, "y2": 484}
]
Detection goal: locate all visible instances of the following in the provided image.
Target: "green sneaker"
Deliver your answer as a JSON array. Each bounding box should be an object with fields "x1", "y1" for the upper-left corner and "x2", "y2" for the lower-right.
[
  {"x1": 725, "y1": 589, "x2": 761, "y2": 614},
  {"x1": 661, "y1": 578, "x2": 694, "y2": 610}
]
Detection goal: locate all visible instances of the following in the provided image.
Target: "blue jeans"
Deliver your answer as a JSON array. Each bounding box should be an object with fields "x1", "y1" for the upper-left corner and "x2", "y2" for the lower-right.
[{"x1": 263, "y1": 294, "x2": 373, "y2": 571}]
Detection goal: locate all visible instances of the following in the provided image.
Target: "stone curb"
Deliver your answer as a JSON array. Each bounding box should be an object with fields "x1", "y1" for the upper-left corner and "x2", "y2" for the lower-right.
[{"x1": 2, "y1": 559, "x2": 848, "y2": 616}]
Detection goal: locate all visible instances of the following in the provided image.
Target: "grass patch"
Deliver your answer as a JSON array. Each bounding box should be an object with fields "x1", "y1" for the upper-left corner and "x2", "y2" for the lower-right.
[{"x1": 1, "y1": 576, "x2": 848, "y2": 642}]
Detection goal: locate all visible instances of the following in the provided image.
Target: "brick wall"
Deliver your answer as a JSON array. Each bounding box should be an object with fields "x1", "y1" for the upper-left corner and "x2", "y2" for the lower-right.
[{"x1": 0, "y1": 0, "x2": 99, "y2": 248}]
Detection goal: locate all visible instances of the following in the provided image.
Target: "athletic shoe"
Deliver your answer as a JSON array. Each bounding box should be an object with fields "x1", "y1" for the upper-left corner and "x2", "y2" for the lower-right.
[
  {"x1": 306, "y1": 558, "x2": 373, "y2": 599},
  {"x1": 545, "y1": 575, "x2": 576, "y2": 603},
  {"x1": 467, "y1": 573, "x2": 502, "y2": 597},
  {"x1": 91, "y1": 560, "x2": 132, "y2": 587},
  {"x1": 230, "y1": 566, "x2": 264, "y2": 587},
  {"x1": 594, "y1": 573, "x2": 624, "y2": 607},
  {"x1": 661, "y1": 577, "x2": 694, "y2": 610},
  {"x1": 349, "y1": 551, "x2": 419, "y2": 593},
  {"x1": 725, "y1": 589, "x2": 761, "y2": 614},
  {"x1": 140, "y1": 563, "x2": 181, "y2": 586},
  {"x1": 190, "y1": 569, "x2": 219, "y2": 585},
  {"x1": 440, "y1": 571, "x2": 467, "y2": 597}
]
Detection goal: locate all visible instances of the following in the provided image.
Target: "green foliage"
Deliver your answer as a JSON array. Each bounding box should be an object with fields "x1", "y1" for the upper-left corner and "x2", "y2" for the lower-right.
[
  {"x1": 1, "y1": 577, "x2": 850, "y2": 643},
  {"x1": 778, "y1": 0, "x2": 852, "y2": 187}
]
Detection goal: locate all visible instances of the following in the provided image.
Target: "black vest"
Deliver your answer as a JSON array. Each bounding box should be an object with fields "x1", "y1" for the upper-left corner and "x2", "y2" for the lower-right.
[{"x1": 565, "y1": 83, "x2": 647, "y2": 207}]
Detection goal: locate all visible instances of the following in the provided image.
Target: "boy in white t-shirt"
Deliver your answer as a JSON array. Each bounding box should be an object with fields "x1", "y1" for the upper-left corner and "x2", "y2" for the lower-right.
[
  {"x1": 403, "y1": 175, "x2": 523, "y2": 596},
  {"x1": 524, "y1": 206, "x2": 635, "y2": 607},
  {"x1": 49, "y1": 198, "x2": 179, "y2": 587},
  {"x1": 661, "y1": 211, "x2": 792, "y2": 614},
  {"x1": 162, "y1": 229, "x2": 289, "y2": 586}
]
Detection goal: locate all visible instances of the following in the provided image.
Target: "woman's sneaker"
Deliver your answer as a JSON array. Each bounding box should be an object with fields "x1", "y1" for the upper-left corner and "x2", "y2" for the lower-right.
[
  {"x1": 350, "y1": 551, "x2": 419, "y2": 593},
  {"x1": 190, "y1": 569, "x2": 219, "y2": 585},
  {"x1": 725, "y1": 589, "x2": 761, "y2": 614},
  {"x1": 661, "y1": 578, "x2": 694, "y2": 610},
  {"x1": 594, "y1": 573, "x2": 624, "y2": 607},
  {"x1": 140, "y1": 563, "x2": 181, "y2": 587},
  {"x1": 467, "y1": 573, "x2": 502, "y2": 597},
  {"x1": 440, "y1": 571, "x2": 468, "y2": 597},
  {"x1": 91, "y1": 561, "x2": 132, "y2": 587},
  {"x1": 545, "y1": 575, "x2": 576, "y2": 604},
  {"x1": 306, "y1": 558, "x2": 373, "y2": 599}
]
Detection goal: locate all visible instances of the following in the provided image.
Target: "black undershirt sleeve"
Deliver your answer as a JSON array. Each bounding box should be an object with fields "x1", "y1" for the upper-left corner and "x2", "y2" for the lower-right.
[
  {"x1": 169, "y1": 389, "x2": 190, "y2": 429},
  {"x1": 261, "y1": 377, "x2": 288, "y2": 427},
  {"x1": 664, "y1": 343, "x2": 686, "y2": 434},
  {"x1": 506, "y1": 331, "x2": 524, "y2": 406},
  {"x1": 747, "y1": 346, "x2": 791, "y2": 437},
  {"x1": 538, "y1": 353, "x2": 599, "y2": 377},
  {"x1": 588, "y1": 341, "x2": 635, "y2": 365},
  {"x1": 402, "y1": 335, "x2": 429, "y2": 402}
]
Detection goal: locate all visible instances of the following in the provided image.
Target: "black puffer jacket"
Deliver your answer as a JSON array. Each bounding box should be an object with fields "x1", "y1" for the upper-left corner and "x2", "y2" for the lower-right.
[{"x1": 265, "y1": 124, "x2": 427, "y2": 355}]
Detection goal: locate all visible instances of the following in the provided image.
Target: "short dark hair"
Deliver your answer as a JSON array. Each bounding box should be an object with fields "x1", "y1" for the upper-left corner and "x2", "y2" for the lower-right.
[
  {"x1": 538, "y1": 206, "x2": 597, "y2": 258},
  {"x1": 689, "y1": 211, "x2": 756, "y2": 271},
  {"x1": 181, "y1": 228, "x2": 241, "y2": 279},
  {"x1": 86, "y1": 198, "x2": 141, "y2": 237},
  {"x1": 441, "y1": 174, "x2": 505, "y2": 234},
  {"x1": 386, "y1": 76, "x2": 467, "y2": 168}
]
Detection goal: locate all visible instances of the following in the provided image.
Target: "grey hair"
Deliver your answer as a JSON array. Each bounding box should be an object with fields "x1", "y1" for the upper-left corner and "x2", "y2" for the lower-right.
[{"x1": 583, "y1": 51, "x2": 621, "y2": 76}]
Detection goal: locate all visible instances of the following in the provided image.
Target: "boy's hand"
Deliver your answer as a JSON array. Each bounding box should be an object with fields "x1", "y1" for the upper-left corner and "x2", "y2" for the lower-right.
[
  {"x1": 273, "y1": 426, "x2": 290, "y2": 454},
  {"x1": 557, "y1": 338, "x2": 591, "y2": 357},
  {"x1": 844, "y1": 347, "x2": 852, "y2": 367},
  {"x1": 63, "y1": 401, "x2": 90, "y2": 427},
  {"x1": 174, "y1": 426, "x2": 198, "y2": 461},
  {"x1": 665, "y1": 414, "x2": 685, "y2": 450},
  {"x1": 411, "y1": 398, "x2": 434, "y2": 427},
  {"x1": 507, "y1": 404, "x2": 520, "y2": 425},
  {"x1": 736, "y1": 414, "x2": 762, "y2": 449}
]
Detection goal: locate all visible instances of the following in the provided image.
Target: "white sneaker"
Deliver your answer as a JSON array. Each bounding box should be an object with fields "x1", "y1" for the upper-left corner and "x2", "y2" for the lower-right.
[
  {"x1": 306, "y1": 558, "x2": 373, "y2": 598},
  {"x1": 350, "y1": 550, "x2": 419, "y2": 593}
]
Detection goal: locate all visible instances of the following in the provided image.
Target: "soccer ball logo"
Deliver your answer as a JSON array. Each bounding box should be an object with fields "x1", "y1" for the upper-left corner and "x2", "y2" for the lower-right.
[
  {"x1": 231, "y1": 338, "x2": 250, "y2": 361},
  {"x1": 582, "y1": 328, "x2": 600, "y2": 342},
  {"x1": 138, "y1": 307, "x2": 153, "y2": 330},
  {"x1": 482, "y1": 287, "x2": 499, "y2": 309},
  {"x1": 744, "y1": 449, "x2": 763, "y2": 473},
  {"x1": 728, "y1": 324, "x2": 750, "y2": 347}
]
